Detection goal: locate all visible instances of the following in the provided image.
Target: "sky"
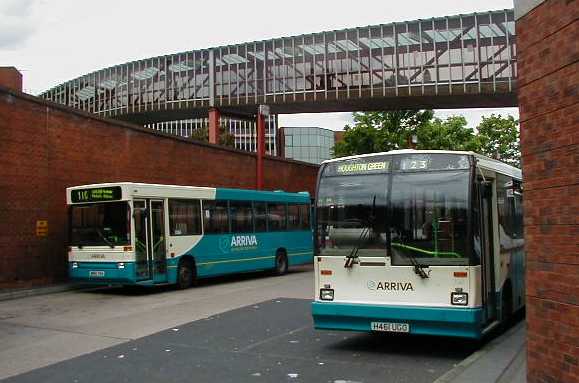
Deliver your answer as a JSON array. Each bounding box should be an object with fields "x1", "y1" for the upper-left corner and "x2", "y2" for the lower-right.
[{"x1": 0, "y1": 0, "x2": 518, "y2": 130}]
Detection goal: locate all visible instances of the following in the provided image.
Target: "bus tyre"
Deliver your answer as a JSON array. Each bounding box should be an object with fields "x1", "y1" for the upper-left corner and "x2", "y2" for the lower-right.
[
  {"x1": 177, "y1": 259, "x2": 195, "y2": 289},
  {"x1": 274, "y1": 251, "x2": 288, "y2": 276}
]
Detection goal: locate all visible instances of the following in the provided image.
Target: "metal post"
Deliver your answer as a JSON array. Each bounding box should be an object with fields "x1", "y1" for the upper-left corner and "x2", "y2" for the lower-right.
[
  {"x1": 256, "y1": 105, "x2": 268, "y2": 190},
  {"x1": 209, "y1": 49, "x2": 216, "y2": 107}
]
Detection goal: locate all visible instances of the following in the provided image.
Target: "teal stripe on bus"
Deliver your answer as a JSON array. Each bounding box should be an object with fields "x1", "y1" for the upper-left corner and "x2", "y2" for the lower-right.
[{"x1": 215, "y1": 188, "x2": 310, "y2": 202}]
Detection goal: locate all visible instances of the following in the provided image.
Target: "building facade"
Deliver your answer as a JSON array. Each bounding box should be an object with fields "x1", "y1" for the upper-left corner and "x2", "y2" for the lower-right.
[{"x1": 281, "y1": 127, "x2": 335, "y2": 164}]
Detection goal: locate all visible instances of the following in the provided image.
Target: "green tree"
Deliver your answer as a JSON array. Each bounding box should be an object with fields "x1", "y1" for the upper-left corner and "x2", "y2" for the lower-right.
[
  {"x1": 333, "y1": 110, "x2": 434, "y2": 157},
  {"x1": 333, "y1": 111, "x2": 521, "y2": 167},
  {"x1": 474, "y1": 114, "x2": 521, "y2": 167},
  {"x1": 417, "y1": 116, "x2": 478, "y2": 151}
]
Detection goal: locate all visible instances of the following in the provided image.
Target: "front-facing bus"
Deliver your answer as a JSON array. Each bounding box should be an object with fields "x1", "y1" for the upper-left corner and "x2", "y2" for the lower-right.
[
  {"x1": 312, "y1": 150, "x2": 524, "y2": 339},
  {"x1": 67, "y1": 185, "x2": 137, "y2": 284}
]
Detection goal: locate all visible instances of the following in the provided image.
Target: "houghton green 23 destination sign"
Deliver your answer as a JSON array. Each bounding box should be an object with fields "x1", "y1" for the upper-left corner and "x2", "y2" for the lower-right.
[
  {"x1": 337, "y1": 161, "x2": 388, "y2": 174},
  {"x1": 71, "y1": 186, "x2": 122, "y2": 203}
]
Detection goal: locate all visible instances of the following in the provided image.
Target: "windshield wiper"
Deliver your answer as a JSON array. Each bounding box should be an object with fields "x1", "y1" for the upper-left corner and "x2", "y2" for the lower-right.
[
  {"x1": 96, "y1": 229, "x2": 115, "y2": 249},
  {"x1": 345, "y1": 196, "x2": 376, "y2": 268},
  {"x1": 391, "y1": 242, "x2": 430, "y2": 279}
]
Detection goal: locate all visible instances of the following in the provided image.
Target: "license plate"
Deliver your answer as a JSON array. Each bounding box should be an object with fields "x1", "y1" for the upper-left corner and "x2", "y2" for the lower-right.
[
  {"x1": 89, "y1": 271, "x2": 105, "y2": 277},
  {"x1": 370, "y1": 321, "x2": 410, "y2": 333}
]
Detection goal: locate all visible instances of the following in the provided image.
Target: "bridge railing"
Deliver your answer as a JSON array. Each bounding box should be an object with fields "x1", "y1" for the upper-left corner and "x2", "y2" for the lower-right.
[{"x1": 41, "y1": 9, "x2": 516, "y2": 117}]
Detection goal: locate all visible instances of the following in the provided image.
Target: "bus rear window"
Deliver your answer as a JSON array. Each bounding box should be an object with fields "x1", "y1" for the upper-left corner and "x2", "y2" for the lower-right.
[{"x1": 70, "y1": 202, "x2": 130, "y2": 247}]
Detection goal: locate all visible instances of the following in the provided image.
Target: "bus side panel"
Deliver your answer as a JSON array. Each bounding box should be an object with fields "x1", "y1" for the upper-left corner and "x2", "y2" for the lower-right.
[
  {"x1": 184, "y1": 230, "x2": 310, "y2": 278},
  {"x1": 286, "y1": 231, "x2": 314, "y2": 267}
]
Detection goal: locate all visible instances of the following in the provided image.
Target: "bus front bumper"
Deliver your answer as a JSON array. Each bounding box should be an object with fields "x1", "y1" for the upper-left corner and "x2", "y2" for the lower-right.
[
  {"x1": 312, "y1": 301, "x2": 484, "y2": 339},
  {"x1": 68, "y1": 262, "x2": 136, "y2": 284}
]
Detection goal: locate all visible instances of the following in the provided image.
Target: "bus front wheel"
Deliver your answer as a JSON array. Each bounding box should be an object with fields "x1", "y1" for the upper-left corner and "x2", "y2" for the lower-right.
[
  {"x1": 177, "y1": 259, "x2": 195, "y2": 289},
  {"x1": 274, "y1": 251, "x2": 288, "y2": 276}
]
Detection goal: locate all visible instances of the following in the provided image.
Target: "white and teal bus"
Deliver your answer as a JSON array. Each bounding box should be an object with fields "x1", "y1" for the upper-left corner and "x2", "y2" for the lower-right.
[
  {"x1": 67, "y1": 183, "x2": 313, "y2": 288},
  {"x1": 312, "y1": 150, "x2": 524, "y2": 339}
]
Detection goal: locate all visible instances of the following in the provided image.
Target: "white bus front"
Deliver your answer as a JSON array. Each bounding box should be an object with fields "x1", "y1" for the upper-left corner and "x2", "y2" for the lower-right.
[
  {"x1": 312, "y1": 153, "x2": 488, "y2": 339},
  {"x1": 67, "y1": 185, "x2": 138, "y2": 284}
]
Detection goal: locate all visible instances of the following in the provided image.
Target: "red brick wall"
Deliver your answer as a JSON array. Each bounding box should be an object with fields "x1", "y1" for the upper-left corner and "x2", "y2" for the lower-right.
[
  {"x1": 0, "y1": 67, "x2": 23, "y2": 92},
  {"x1": 517, "y1": 1, "x2": 579, "y2": 382},
  {"x1": 0, "y1": 88, "x2": 318, "y2": 288}
]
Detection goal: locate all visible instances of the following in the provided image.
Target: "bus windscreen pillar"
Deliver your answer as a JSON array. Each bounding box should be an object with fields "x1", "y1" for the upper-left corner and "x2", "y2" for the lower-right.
[
  {"x1": 208, "y1": 108, "x2": 220, "y2": 144},
  {"x1": 256, "y1": 105, "x2": 269, "y2": 190}
]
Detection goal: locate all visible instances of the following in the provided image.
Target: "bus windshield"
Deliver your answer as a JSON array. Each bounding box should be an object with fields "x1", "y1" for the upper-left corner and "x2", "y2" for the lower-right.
[
  {"x1": 317, "y1": 160, "x2": 471, "y2": 265},
  {"x1": 70, "y1": 202, "x2": 130, "y2": 247},
  {"x1": 390, "y1": 170, "x2": 469, "y2": 266},
  {"x1": 317, "y1": 174, "x2": 388, "y2": 257}
]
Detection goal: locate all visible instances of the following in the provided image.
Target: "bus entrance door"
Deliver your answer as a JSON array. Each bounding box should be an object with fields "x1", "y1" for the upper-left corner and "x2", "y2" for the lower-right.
[
  {"x1": 478, "y1": 182, "x2": 497, "y2": 324},
  {"x1": 133, "y1": 199, "x2": 168, "y2": 284}
]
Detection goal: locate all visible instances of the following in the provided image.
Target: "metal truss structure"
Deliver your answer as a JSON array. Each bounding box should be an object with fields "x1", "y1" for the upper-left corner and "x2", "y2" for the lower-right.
[{"x1": 41, "y1": 9, "x2": 517, "y2": 153}]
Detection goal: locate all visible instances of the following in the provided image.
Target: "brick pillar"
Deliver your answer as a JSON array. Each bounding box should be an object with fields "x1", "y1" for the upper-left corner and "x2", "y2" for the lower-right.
[
  {"x1": 208, "y1": 108, "x2": 220, "y2": 144},
  {"x1": 256, "y1": 112, "x2": 266, "y2": 190},
  {"x1": 0, "y1": 67, "x2": 23, "y2": 92},
  {"x1": 515, "y1": 1, "x2": 579, "y2": 382},
  {"x1": 276, "y1": 127, "x2": 285, "y2": 158}
]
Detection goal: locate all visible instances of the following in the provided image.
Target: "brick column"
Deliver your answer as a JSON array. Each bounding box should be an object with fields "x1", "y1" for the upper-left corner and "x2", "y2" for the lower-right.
[
  {"x1": 276, "y1": 127, "x2": 285, "y2": 158},
  {"x1": 0, "y1": 67, "x2": 23, "y2": 92},
  {"x1": 208, "y1": 108, "x2": 220, "y2": 144},
  {"x1": 515, "y1": 1, "x2": 579, "y2": 382}
]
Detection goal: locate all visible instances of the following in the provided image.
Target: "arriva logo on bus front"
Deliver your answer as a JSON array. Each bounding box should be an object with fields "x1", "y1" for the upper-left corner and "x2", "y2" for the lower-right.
[{"x1": 367, "y1": 281, "x2": 414, "y2": 291}]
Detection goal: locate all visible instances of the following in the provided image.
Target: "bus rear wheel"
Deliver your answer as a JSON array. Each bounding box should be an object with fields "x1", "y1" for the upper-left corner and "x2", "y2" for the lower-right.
[
  {"x1": 177, "y1": 259, "x2": 195, "y2": 289},
  {"x1": 274, "y1": 251, "x2": 288, "y2": 276}
]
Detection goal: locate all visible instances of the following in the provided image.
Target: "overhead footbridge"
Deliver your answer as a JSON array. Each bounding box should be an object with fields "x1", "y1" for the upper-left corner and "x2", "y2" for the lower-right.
[{"x1": 41, "y1": 9, "x2": 516, "y2": 121}]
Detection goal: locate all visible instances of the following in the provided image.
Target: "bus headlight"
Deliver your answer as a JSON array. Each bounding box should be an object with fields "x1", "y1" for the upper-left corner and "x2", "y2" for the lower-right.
[
  {"x1": 451, "y1": 292, "x2": 468, "y2": 306},
  {"x1": 72, "y1": 262, "x2": 78, "y2": 269},
  {"x1": 118, "y1": 262, "x2": 125, "y2": 269},
  {"x1": 320, "y1": 289, "x2": 334, "y2": 301}
]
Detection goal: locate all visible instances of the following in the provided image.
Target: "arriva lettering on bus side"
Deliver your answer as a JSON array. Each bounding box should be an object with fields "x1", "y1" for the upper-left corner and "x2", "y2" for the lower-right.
[
  {"x1": 312, "y1": 150, "x2": 525, "y2": 339},
  {"x1": 231, "y1": 235, "x2": 258, "y2": 248}
]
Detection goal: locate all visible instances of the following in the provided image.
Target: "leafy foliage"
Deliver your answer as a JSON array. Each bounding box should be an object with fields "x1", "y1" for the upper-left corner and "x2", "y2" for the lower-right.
[
  {"x1": 333, "y1": 110, "x2": 520, "y2": 167},
  {"x1": 333, "y1": 110, "x2": 434, "y2": 156},
  {"x1": 473, "y1": 114, "x2": 520, "y2": 167}
]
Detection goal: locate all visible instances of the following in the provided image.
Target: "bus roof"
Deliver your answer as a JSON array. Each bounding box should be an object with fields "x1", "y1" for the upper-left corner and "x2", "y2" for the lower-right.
[
  {"x1": 66, "y1": 182, "x2": 310, "y2": 203},
  {"x1": 322, "y1": 149, "x2": 522, "y2": 180}
]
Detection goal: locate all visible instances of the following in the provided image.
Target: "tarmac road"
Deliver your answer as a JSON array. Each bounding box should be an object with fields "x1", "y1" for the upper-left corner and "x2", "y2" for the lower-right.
[{"x1": 0, "y1": 265, "x2": 476, "y2": 382}]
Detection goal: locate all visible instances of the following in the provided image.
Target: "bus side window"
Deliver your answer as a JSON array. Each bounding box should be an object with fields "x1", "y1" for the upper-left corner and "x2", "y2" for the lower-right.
[
  {"x1": 254, "y1": 202, "x2": 267, "y2": 232},
  {"x1": 203, "y1": 200, "x2": 230, "y2": 234},
  {"x1": 287, "y1": 204, "x2": 300, "y2": 230},
  {"x1": 267, "y1": 203, "x2": 287, "y2": 231},
  {"x1": 230, "y1": 201, "x2": 253, "y2": 233},
  {"x1": 168, "y1": 199, "x2": 202, "y2": 236}
]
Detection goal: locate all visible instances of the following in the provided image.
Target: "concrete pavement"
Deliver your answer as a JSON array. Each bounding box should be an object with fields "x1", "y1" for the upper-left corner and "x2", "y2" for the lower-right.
[{"x1": 434, "y1": 320, "x2": 527, "y2": 383}]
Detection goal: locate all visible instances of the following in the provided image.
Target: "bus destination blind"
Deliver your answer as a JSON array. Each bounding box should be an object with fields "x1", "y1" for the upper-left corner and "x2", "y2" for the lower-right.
[{"x1": 71, "y1": 186, "x2": 122, "y2": 203}]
